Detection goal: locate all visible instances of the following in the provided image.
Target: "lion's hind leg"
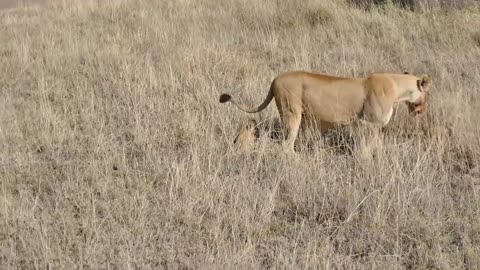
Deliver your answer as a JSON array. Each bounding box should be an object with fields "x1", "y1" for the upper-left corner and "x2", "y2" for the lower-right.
[
  {"x1": 279, "y1": 109, "x2": 302, "y2": 153},
  {"x1": 273, "y1": 86, "x2": 303, "y2": 153}
]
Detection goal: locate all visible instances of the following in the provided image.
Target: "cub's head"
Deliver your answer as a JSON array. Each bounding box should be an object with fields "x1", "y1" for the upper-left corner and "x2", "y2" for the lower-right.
[
  {"x1": 406, "y1": 74, "x2": 432, "y2": 116},
  {"x1": 233, "y1": 119, "x2": 258, "y2": 151}
]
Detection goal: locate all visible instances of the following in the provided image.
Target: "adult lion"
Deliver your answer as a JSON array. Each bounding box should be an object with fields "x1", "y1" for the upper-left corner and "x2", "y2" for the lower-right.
[{"x1": 219, "y1": 71, "x2": 432, "y2": 152}]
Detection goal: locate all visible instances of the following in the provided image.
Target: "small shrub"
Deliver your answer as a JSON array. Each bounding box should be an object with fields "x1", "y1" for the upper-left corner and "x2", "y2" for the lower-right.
[
  {"x1": 348, "y1": 0, "x2": 469, "y2": 10},
  {"x1": 274, "y1": 3, "x2": 335, "y2": 29},
  {"x1": 304, "y1": 6, "x2": 335, "y2": 26},
  {"x1": 472, "y1": 31, "x2": 480, "y2": 47},
  {"x1": 348, "y1": 0, "x2": 416, "y2": 10}
]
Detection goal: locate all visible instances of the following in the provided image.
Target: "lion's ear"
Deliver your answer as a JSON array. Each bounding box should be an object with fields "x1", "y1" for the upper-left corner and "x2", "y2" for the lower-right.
[
  {"x1": 419, "y1": 74, "x2": 432, "y2": 90},
  {"x1": 417, "y1": 74, "x2": 432, "y2": 92}
]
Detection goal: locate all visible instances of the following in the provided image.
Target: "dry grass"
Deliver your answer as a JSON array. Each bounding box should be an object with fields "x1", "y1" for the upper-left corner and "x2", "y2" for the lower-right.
[{"x1": 1, "y1": 0, "x2": 480, "y2": 268}]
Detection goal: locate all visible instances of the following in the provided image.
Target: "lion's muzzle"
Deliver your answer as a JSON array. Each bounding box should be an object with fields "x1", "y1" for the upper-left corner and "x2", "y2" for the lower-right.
[{"x1": 407, "y1": 101, "x2": 426, "y2": 116}]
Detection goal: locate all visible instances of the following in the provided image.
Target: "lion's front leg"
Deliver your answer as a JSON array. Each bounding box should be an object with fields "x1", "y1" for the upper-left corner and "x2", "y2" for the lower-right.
[{"x1": 352, "y1": 119, "x2": 384, "y2": 162}]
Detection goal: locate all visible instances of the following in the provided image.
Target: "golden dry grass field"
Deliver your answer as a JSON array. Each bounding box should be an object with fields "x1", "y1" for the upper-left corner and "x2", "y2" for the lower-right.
[{"x1": 1, "y1": 0, "x2": 480, "y2": 268}]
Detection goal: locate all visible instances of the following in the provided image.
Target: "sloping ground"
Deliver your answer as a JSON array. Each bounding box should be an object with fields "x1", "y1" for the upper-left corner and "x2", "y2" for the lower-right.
[{"x1": 1, "y1": 0, "x2": 480, "y2": 268}]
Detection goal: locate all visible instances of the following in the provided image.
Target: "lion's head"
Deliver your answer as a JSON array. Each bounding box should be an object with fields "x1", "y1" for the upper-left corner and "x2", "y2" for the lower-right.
[{"x1": 406, "y1": 74, "x2": 432, "y2": 116}]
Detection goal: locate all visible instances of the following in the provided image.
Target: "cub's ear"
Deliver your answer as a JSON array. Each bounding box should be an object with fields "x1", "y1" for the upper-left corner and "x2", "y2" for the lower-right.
[{"x1": 418, "y1": 74, "x2": 432, "y2": 91}]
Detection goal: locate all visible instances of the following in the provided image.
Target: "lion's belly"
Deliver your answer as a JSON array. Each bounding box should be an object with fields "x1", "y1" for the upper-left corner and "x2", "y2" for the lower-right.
[
  {"x1": 301, "y1": 117, "x2": 337, "y2": 132},
  {"x1": 302, "y1": 100, "x2": 359, "y2": 125},
  {"x1": 301, "y1": 84, "x2": 365, "y2": 125}
]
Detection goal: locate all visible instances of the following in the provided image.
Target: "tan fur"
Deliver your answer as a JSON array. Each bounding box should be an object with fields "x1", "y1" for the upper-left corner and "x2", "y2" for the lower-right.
[
  {"x1": 220, "y1": 71, "x2": 432, "y2": 152},
  {"x1": 233, "y1": 119, "x2": 258, "y2": 152}
]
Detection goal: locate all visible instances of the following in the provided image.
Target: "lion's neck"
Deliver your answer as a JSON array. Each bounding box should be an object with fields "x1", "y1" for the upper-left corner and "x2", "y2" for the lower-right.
[
  {"x1": 389, "y1": 75, "x2": 417, "y2": 103},
  {"x1": 394, "y1": 88, "x2": 412, "y2": 103}
]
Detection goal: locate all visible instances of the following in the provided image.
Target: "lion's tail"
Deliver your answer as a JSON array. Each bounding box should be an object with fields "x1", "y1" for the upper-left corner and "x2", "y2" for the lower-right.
[{"x1": 219, "y1": 84, "x2": 274, "y2": 113}]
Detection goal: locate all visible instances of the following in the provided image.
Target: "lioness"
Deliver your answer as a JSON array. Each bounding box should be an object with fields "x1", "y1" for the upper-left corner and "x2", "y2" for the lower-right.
[{"x1": 220, "y1": 71, "x2": 432, "y2": 152}]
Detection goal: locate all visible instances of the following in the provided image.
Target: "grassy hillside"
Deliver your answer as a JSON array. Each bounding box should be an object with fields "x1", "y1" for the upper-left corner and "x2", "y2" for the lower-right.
[{"x1": 1, "y1": 0, "x2": 480, "y2": 268}]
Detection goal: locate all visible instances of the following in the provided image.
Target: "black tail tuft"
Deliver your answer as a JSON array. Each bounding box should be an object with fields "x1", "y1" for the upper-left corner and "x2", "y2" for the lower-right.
[{"x1": 219, "y1": 94, "x2": 231, "y2": 103}]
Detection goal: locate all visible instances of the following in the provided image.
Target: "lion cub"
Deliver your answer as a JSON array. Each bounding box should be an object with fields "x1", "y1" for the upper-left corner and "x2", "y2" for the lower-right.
[{"x1": 233, "y1": 119, "x2": 258, "y2": 151}]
